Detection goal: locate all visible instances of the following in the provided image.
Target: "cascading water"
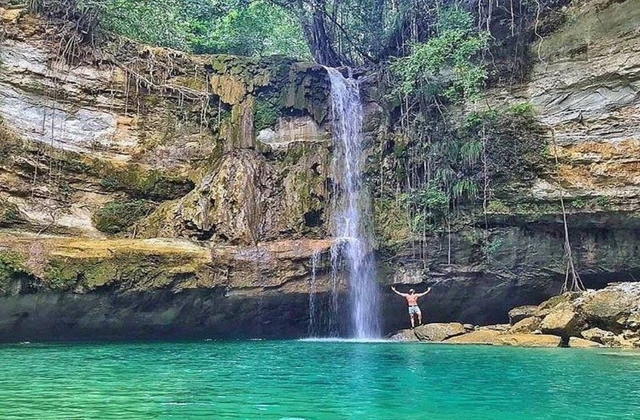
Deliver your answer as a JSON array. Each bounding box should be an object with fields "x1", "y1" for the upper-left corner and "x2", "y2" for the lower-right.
[
  {"x1": 307, "y1": 250, "x2": 321, "y2": 337},
  {"x1": 326, "y1": 68, "x2": 381, "y2": 339}
]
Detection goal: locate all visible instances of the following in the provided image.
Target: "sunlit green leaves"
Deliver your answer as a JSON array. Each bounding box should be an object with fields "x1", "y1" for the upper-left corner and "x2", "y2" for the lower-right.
[
  {"x1": 77, "y1": 0, "x2": 310, "y2": 59},
  {"x1": 390, "y1": 7, "x2": 489, "y2": 102}
]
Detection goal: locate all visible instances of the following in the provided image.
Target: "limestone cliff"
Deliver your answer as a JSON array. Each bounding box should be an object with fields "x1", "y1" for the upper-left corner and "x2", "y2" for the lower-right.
[
  {"x1": 0, "y1": 0, "x2": 639, "y2": 341},
  {"x1": 0, "y1": 9, "x2": 337, "y2": 339},
  {"x1": 375, "y1": 0, "x2": 640, "y2": 330}
]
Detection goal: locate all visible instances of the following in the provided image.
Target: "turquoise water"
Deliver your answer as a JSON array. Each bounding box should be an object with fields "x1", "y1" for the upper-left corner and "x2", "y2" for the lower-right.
[{"x1": 1, "y1": 340, "x2": 639, "y2": 419}]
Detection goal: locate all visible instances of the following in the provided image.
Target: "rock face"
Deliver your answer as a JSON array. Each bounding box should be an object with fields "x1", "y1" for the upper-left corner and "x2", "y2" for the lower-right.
[
  {"x1": 1, "y1": 2, "x2": 640, "y2": 342},
  {"x1": 0, "y1": 11, "x2": 341, "y2": 341},
  {"x1": 374, "y1": 0, "x2": 640, "y2": 329}
]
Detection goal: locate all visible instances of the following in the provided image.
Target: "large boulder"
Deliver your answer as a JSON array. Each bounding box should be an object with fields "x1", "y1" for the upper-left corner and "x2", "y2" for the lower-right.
[
  {"x1": 388, "y1": 329, "x2": 419, "y2": 342},
  {"x1": 581, "y1": 327, "x2": 617, "y2": 345},
  {"x1": 510, "y1": 316, "x2": 542, "y2": 334},
  {"x1": 568, "y1": 337, "x2": 602, "y2": 348},
  {"x1": 536, "y1": 293, "x2": 581, "y2": 318},
  {"x1": 414, "y1": 323, "x2": 467, "y2": 342},
  {"x1": 626, "y1": 312, "x2": 640, "y2": 331},
  {"x1": 580, "y1": 283, "x2": 640, "y2": 332},
  {"x1": 508, "y1": 305, "x2": 538, "y2": 325},
  {"x1": 539, "y1": 303, "x2": 585, "y2": 337}
]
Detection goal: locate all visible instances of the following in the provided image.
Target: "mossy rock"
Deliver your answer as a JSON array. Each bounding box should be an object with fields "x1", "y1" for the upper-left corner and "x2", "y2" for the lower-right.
[
  {"x1": 98, "y1": 164, "x2": 194, "y2": 201},
  {"x1": 92, "y1": 200, "x2": 156, "y2": 235},
  {"x1": 0, "y1": 251, "x2": 31, "y2": 296},
  {"x1": 43, "y1": 250, "x2": 201, "y2": 292}
]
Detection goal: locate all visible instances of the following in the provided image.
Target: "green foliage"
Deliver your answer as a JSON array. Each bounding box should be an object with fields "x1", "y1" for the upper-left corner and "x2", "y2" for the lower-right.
[
  {"x1": 0, "y1": 251, "x2": 27, "y2": 294},
  {"x1": 484, "y1": 236, "x2": 505, "y2": 257},
  {"x1": 594, "y1": 196, "x2": 611, "y2": 209},
  {"x1": 75, "y1": 0, "x2": 310, "y2": 59},
  {"x1": 461, "y1": 103, "x2": 547, "y2": 192},
  {"x1": 570, "y1": 198, "x2": 585, "y2": 209},
  {"x1": 92, "y1": 200, "x2": 156, "y2": 235},
  {"x1": 391, "y1": 8, "x2": 489, "y2": 102},
  {"x1": 254, "y1": 95, "x2": 281, "y2": 131}
]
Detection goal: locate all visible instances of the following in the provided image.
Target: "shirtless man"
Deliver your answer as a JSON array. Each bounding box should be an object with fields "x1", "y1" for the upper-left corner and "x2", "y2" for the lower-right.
[{"x1": 391, "y1": 286, "x2": 432, "y2": 329}]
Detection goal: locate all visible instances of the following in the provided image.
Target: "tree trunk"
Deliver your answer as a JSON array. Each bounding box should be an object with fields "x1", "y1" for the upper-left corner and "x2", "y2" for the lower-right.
[{"x1": 302, "y1": 10, "x2": 342, "y2": 66}]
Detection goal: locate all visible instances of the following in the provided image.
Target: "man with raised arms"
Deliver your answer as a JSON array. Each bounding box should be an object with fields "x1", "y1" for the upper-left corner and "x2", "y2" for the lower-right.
[{"x1": 391, "y1": 286, "x2": 432, "y2": 329}]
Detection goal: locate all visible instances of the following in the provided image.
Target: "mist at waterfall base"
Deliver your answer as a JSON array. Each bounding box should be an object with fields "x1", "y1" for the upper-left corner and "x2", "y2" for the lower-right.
[{"x1": 308, "y1": 68, "x2": 381, "y2": 339}]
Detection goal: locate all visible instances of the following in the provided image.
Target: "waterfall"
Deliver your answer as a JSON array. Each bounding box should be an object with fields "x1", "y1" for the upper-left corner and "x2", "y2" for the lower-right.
[
  {"x1": 326, "y1": 68, "x2": 381, "y2": 339},
  {"x1": 308, "y1": 249, "x2": 321, "y2": 337}
]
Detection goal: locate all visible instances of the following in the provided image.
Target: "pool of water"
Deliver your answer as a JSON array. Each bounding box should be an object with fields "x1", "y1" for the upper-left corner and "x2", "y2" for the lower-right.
[{"x1": 0, "y1": 340, "x2": 639, "y2": 419}]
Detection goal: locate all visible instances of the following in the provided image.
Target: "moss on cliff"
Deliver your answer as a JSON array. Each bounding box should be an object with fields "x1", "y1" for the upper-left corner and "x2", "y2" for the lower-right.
[
  {"x1": 92, "y1": 200, "x2": 156, "y2": 234},
  {"x1": 0, "y1": 251, "x2": 28, "y2": 295},
  {"x1": 98, "y1": 163, "x2": 194, "y2": 201}
]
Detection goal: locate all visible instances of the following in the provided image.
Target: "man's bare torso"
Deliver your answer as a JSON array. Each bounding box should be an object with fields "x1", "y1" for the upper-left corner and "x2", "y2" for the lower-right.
[{"x1": 405, "y1": 295, "x2": 419, "y2": 306}]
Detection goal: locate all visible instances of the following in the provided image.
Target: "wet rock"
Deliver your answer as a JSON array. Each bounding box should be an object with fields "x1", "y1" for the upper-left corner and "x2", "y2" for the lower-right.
[
  {"x1": 444, "y1": 331, "x2": 561, "y2": 347},
  {"x1": 508, "y1": 305, "x2": 538, "y2": 325},
  {"x1": 413, "y1": 323, "x2": 466, "y2": 342},
  {"x1": 388, "y1": 329, "x2": 418, "y2": 342},
  {"x1": 498, "y1": 334, "x2": 561, "y2": 348},
  {"x1": 568, "y1": 337, "x2": 602, "y2": 348},
  {"x1": 581, "y1": 328, "x2": 616, "y2": 346},
  {"x1": 539, "y1": 303, "x2": 585, "y2": 337},
  {"x1": 444, "y1": 330, "x2": 503, "y2": 345},
  {"x1": 509, "y1": 316, "x2": 542, "y2": 334}
]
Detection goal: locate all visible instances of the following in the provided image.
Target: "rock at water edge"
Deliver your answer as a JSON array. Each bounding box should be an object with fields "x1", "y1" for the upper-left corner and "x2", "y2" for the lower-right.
[
  {"x1": 414, "y1": 323, "x2": 467, "y2": 342},
  {"x1": 568, "y1": 337, "x2": 602, "y2": 348}
]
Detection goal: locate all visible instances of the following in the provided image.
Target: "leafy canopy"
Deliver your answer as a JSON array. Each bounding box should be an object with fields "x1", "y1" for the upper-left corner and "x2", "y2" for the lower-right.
[{"x1": 78, "y1": 0, "x2": 311, "y2": 59}]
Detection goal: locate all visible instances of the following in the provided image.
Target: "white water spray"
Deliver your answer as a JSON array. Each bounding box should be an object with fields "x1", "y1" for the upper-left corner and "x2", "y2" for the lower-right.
[{"x1": 326, "y1": 68, "x2": 381, "y2": 339}]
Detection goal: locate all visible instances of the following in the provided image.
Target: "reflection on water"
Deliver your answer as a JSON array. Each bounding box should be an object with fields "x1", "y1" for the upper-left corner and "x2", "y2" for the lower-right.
[{"x1": 0, "y1": 341, "x2": 639, "y2": 419}]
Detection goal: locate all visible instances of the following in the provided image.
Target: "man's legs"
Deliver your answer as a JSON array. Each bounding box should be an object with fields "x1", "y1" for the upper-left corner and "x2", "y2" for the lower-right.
[
  {"x1": 409, "y1": 313, "x2": 415, "y2": 329},
  {"x1": 417, "y1": 310, "x2": 422, "y2": 326}
]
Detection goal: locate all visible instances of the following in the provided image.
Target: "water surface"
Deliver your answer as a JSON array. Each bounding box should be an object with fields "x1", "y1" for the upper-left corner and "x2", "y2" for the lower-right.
[{"x1": 1, "y1": 340, "x2": 639, "y2": 419}]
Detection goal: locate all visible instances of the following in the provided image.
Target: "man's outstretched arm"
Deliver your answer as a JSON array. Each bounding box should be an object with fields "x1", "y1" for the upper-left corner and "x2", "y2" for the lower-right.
[
  {"x1": 391, "y1": 286, "x2": 405, "y2": 296},
  {"x1": 417, "y1": 287, "x2": 432, "y2": 297}
]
